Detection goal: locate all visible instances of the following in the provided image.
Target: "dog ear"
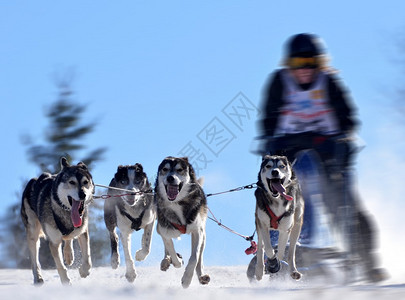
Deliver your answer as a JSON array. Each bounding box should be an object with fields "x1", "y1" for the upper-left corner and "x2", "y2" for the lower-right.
[
  {"x1": 91, "y1": 178, "x2": 95, "y2": 194},
  {"x1": 262, "y1": 155, "x2": 271, "y2": 161},
  {"x1": 187, "y1": 161, "x2": 197, "y2": 182},
  {"x1": 197, "y1": 176, "x2": 205, "y2": 187},
  {"x1": 60, "y1": 157, "x2": 70, "y2": 169},
  {"x1": 180, "y1": 157, "x2": 189, "y2": 163},
  {"x1": 115, "y1": 165, "x2": 125, "y2": 180},
  {"x1": 77, "y1": 161, "x2": 88, "y2": 170},
  {"x1": 134, "y1": 163, "x2": 143, "y2": 173}
]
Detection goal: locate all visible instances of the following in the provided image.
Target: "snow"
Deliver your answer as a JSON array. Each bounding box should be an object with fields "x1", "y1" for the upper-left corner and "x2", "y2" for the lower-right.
[{"x1": 1, "y1": 265, "x2": 404, "y2": 300}]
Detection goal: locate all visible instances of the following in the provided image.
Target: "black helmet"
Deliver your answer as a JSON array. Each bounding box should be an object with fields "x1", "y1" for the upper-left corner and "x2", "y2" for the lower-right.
[{"x1": 286, "y1": 33, "x2": 323, "y2": 58}]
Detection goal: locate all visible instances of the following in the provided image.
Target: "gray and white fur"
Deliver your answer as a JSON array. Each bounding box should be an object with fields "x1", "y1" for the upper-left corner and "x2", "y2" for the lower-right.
[
  {"x1": 103, "y1": 163, "x2": 155, "y2": 282},
  {"x1": 21, "y1": 157, "x2": 94, "y2": 285},
  {"x1": 155, "y1": 156, "x2": 210, "y2": 288},
  {"x1": 253, "y1": 155, "x2": 304, "y2": 281}
]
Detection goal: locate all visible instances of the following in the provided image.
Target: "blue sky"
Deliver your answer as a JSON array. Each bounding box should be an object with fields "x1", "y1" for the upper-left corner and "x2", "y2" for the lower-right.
[{"x1": 1, "y1": 1, "x2": 405, "y2": 274}]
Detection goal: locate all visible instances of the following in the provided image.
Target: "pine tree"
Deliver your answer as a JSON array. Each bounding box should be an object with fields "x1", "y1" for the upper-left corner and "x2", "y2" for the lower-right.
[
  {"x1": 0, "y1": 75, "x2": 109, "y2": 268},
  {"x1": 25, "y1": 77, "x2": 105, "y2": 173}
]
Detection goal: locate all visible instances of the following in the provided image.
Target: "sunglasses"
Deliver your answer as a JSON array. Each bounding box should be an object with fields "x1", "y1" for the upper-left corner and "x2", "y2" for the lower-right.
[{"x1": 288, "y1": 57, "x2": 318, "y2": 69}]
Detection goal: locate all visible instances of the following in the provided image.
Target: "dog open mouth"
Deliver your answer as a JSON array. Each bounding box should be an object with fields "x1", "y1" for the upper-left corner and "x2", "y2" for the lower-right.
[
  {"x1": 267, "y1": 178, "x2": 293, "y2": 201},
  {"x1": 165, "y1": 183, "x2": 183, "y2": 201},
  {"x1": 68, "y1": 196, "x2": 85, "y2": 227}
]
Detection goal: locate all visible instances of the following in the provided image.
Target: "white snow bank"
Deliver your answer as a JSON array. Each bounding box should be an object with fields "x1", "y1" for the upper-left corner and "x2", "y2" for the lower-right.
[{"x1": 1, "y1": 266, "x2": 404, "y2": 300}]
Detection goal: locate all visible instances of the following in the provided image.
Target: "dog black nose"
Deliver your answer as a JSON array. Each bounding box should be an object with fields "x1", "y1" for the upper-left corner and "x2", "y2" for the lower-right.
[
  {"x1": 79, "y1": 189, "x2": 86, "y2": 200},
  {"x1": 271, "y1": 170, "x2": 279, "y2": 177},
  {"x1": 167, "y1": 175, "x2": 175, "y2": 184}
]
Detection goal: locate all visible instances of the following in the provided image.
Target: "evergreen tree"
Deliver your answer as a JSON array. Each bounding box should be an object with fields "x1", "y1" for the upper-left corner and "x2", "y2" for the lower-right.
[
  {"x1": 25, "y1": 78, "x2": 105, "y2": 173},
  {"x1": 0, "y1": 75, "x2": 109, "y2": 268}
]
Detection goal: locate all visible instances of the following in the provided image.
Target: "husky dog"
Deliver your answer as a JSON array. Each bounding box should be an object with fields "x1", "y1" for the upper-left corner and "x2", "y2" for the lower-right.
[
  {"x1": 21, "y1": 157, "x2": 94, "y2": 285},
  {"x1": 253, "y1": 155, "x2": 304, "y2": 281},
  {"x1": 155, "y1": 156, "x2": 210, "y2": 288},
  {"x1": 104, "y1": 163, "x2": 155, "y2": 282}
]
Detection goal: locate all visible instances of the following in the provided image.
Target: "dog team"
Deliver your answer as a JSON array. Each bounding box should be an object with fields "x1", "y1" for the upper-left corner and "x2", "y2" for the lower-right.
[{"x1": 21, "y1": 155, "x2": 303, "y2": 287}]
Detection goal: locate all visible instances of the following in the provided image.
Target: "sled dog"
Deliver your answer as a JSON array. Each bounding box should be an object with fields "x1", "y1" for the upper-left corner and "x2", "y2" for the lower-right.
[
  {"x1": 253, "y1": 155, "x2": 304, "y2": 281},
  {"x1": 155, "y1": 156, "x2": 210, "y2": 288},
  {"x1": 21, "y1": 157, "x2": 94, "y2": 285},
  {"x1": 104, "y1": 163, "x2": 155, "y2": 282}
]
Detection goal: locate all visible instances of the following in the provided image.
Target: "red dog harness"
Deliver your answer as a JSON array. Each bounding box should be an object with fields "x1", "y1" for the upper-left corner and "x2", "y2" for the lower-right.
[
  {"x1": 264, "y1": 203, "x2": 287, "y2": 230},
  {"x1": 171, "y1": 222, "x2": 187, "y2": 234}
]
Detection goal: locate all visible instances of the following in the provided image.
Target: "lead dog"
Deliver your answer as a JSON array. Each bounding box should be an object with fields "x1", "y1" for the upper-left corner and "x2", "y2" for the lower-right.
[
  {"x1": 21, "y1": 157, "x2": 94, "y2": 285},
  {"x1": 253, "y1": 155, "x2": 304, "y2": 281},
  {"x1": 104, "y1": 163, "x2": 155, "y2": 282},
  {"x1": 155, "y1": 156, "x2": 210, "y2": 288}
]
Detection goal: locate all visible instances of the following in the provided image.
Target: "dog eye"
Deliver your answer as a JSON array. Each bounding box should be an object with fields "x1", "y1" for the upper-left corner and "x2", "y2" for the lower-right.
[
  {"x1": 120, "y1": 180, "x2": 127, "y2": 184},
  {"x1": 69, "y1": 180, "x2": 76, "y2": 185},
  {"x1": 177, "y1": 168, "x2": 183, "y2": 172},
  {"x1": 83, "y1": 180, "x2": 89, "y2": 185},
  {"x1": 162, "y1": 167, "x2": 169, "y2": 172},
  {"x1": 279, "y1": 165, "x2": 285, "y2": 169}
]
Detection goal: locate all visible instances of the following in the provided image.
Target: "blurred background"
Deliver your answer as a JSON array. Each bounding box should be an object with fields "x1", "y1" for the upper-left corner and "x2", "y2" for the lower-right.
[{"x1": 1, "y1": 1, "x2": 404, "y2": 283}]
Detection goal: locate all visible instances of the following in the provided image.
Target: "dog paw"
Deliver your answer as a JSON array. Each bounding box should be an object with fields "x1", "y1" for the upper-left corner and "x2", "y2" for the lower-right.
[
  {"x1": 254, "y1": 263, "x2": 264, "y2": 280},
  {"x1": 160, "y1": 257, "x2": 171, "y2": 271},
  {"x1": 367, "y1": 268, "x2": 389, "y2": 283},
  {"x1": 172, "y1": 261, "x2": 182, "y2": 268},
  {"x1": 33, "y1": 277, "x2": 44, "y2": 286},
  {"x1": 265, "y1": 257, "x2": 281, "y2": 274},
  {"x1": 111, "y1": 253, "x2": 120, "y2": 269},
  {"x1": 79, "y1": 264, "x2": 91, "y2": 278},
  {"x1": 125, "y1": 270, "x2": 137, "y2": 283},
  {"x1": 62, "y1": 280, "x2": 72, "y2": 286},
  {"x1": 181, "y1": 275, "x2": 192, "y2": 289},
  {"x1": 199, "y1": 274, "x2": 210, "y2": 285},
  {"x1": 255, "y1": 267, "x2": 264, "y2": 281},
  {"x1": 290, "y1": 271, "x2": 302, "y2": 280},
  {"x1": 172, "y1": 253, "x2": 183, "y2": 268},
  {"x1": 64, "y1": 252, "x2": 74, "y2": 266},
  {"x1": 60, "y1": 277, "x2": 72, "y2": 286},
  {"x1": 135, "y1": 249, "x2": 148, "y2": 261}
]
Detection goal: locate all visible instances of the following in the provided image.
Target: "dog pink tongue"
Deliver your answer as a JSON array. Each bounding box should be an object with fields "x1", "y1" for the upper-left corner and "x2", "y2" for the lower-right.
[
  {"x1": 71, "y1": 199, "x2": 82, "y2": 227},
  {"x1": 271, "y1": 181, "x2": 294, "y2": 201},
  {"x1": 167, "y1": 185, "x2": 179, "y2": 201}
]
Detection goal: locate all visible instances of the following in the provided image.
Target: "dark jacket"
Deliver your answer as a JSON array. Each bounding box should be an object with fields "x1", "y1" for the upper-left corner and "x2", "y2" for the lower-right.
[{"x1": 259, "y1": 69, "x2": 359, "y2": 137}]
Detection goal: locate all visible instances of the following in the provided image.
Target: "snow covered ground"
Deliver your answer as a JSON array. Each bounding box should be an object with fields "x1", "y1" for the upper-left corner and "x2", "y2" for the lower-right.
[{"x1": 1, "y1": 265, "x2": 404, "y2": 300}]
